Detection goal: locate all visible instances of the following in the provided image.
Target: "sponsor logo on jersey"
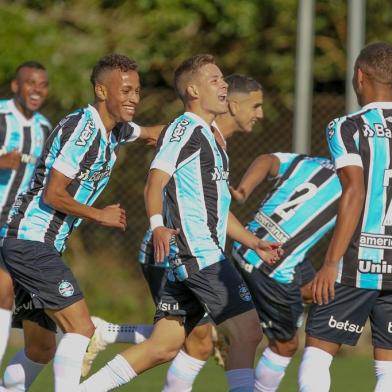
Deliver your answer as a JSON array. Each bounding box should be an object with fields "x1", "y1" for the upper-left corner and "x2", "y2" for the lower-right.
[
  {"x1": 327, "y1": 119, "x2": 337, "y2": 139},
  {"x1": 170, "y1": 119, "x2": 190, "y2": 142},
  {"x1": 238, "y1": 283, "x2": 252, "y2": 302},
  {"x1": 254, "y1": 211, "x2": 290, "y2": 243},
  {"x1": 211, "y1": 166, "x2": 229, "y2": 181},
  {"x1": 328, "y1": 315, "x2": 363, "y2": 333},
  {"x1": 76, "y1": 120, "x2": 95, "y2": 146},
  {"x1": 21, "y1": 153, "x2": 37, "y2": 164},
  {"x1": 358, "y1": 259, "x2": 392, "y2": 274},
  {"x1": 360, "y1": 233, "x2": 392, "y2": 250},
  {"x1": 58, "y1": 280, "x2": 75, "y2": 297},
  {"x1": 77, "y1": 166, "x2": 111, "y2": 182},
  {"x1": 362, "y1": 123, "x2": 392, "y2": 138}
]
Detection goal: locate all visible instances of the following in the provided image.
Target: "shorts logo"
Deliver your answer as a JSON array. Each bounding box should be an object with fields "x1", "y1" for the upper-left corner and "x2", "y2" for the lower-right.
[
  {"x1": 328, "y1": 315, "x2": 363, "y2": 334},
  {"x1": 170, "y1": 119, "x2": 190, "y2": 142},
  {"x1": 157, "y1": 301, "x2": 179, "y2": 311},
  {"x1": 238, "y1": 284, "x2": 252, "y2": 302},
  {"x1": 388, "y1": 322, "x2": 392, "y2": 334},
  {"x1": 58, "y1": 280, "x2": 74, "y2": 297}
]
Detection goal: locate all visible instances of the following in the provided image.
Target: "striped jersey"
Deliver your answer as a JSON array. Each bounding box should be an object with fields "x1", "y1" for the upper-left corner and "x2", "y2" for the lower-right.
[
  {"x1": 0, "y1": 99, "x2": 50, "y2": 237},
  {"x1": 327, "y1": 101, "x2": 392, "y2": 290},
  {"x1": 233, "y1": 153, "x2": 341, "y2": 284},
  {"x1": 150, "y1": 112, "x2": 231, "y2": 277},
  {"x1": 6, "y1": 105, "x2": 140, "y2": 253}
]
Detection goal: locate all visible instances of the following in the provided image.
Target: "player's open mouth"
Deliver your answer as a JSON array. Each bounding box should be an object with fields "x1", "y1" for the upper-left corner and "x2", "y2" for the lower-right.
[
  {"x1": 29, "y1": 94, "x2": 42, "y2": 104},
  {"x1": 218, "y1": 95, "x2": 227, "y2": 102},
  {"x1": 124, "y1": 106, "x2": 136, "y2": 114}
]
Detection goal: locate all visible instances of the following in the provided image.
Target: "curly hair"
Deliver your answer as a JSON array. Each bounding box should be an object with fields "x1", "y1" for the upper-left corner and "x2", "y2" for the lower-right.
[
  {"x1": 90, "y1": 53, "x2": 138, "y2": 86},
  {"x1": 356, "y1": 42, "x2": 392, "y2": 84}
]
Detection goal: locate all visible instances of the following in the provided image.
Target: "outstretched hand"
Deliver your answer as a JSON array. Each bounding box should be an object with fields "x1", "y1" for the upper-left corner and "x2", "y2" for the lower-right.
[
  {"x1": 254, "y1": 239, "x2": 283, "y2": 264},
  {"x1": 153, "y1": 226, "x2": 180, "y2": 263}
]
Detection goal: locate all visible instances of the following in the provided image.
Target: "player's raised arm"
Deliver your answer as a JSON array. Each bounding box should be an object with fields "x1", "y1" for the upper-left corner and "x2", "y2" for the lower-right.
[
  {"x1": 230, "y1": 154, "x2": 280, "y2": 203},
  {"x1": 227, "y1": 211, "x2": 282, "y2": 263},
  {"x1": 139, "y1": 124, "x2": 165, "y2": 146},
  {"x1": 44, "y1": 168, "x2": 126, "y2": 230},
  {"x1": 312, "y1": 165, "x2": 365, "y2": 305}
]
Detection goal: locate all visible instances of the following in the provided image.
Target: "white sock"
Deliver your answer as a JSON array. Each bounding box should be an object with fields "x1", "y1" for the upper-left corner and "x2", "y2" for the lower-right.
[
  {"x1": 162, "y1": 350, "x2": 206, "y2": 392},
  {"x1": 254, "y1": 347, "x2": 292, "y2": 392},
  {"x1": 374, "y1": 360, "x2": 392, "y2": 392},
  {"x1": 53, "y1": 333, "x2": 90, "y2": 392},
  {"x1": 79, "y1": 354, "x2": 137, "y2": 392},
  {"x1": 101, "y1": 323, "x2": 153, "y2": 344},
  {"x1": 298, "y1": 346, "x2": 333, "y2": 392},
  {"x1": 3, "y1": 349, "x2": 45, "y2": 391},
  {"x1": 0, "y1": 309, "x2": 12, "y2": 368},
  {"x1": 225, "y1": 368, "x2": 254, "y2": 392}
]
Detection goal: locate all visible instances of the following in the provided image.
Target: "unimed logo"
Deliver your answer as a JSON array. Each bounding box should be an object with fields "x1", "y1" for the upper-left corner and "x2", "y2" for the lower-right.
[{"x1": 328, "y1": 316, "x2": 363, "y2": 333}]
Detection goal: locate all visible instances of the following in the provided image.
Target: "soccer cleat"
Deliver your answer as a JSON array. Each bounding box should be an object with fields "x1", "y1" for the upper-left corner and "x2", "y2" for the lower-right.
[
  {"x1": 211, "y1": 326, "x2": 229, "y2": 368},
  {"x1": 81, "y1": 316, "x2": 109, "y2": 377}
]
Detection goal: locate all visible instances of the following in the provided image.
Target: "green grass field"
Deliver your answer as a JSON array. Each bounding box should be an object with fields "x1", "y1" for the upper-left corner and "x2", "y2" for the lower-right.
[{"x1": 2, "y1": 343, "x2": 375, "y2": 391}]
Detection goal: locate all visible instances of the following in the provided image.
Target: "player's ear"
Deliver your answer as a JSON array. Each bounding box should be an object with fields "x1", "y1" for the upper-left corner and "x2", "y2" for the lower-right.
[
  {"x1": 11, "y1": 79, "x2": 18, "y2": 94},
  {"x1": 186, "y1": 84, "x2": 199, "y2": 99},
  {"x1": 95, "y1": 83, "x2": 107, "y2": 101},
  {"x1": 228, "y1": 100, "x2": 237, "y2": 116}
]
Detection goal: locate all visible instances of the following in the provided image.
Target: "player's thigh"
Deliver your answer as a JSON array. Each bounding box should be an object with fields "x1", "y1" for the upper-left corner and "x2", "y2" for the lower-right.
[
  {"x1": 185, "y1": 259, "x2": 256, "y2": 327},
  {"x1": 306, "y1": 283, "x2": 378, "y2": 347},
  {"x1": 371, "y1": 290, "x2": 392, "y2": 358}
]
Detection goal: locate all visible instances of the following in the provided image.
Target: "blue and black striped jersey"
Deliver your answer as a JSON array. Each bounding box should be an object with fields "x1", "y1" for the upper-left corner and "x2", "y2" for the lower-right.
[
  {"x1": 150, "y1": 112, "x2": 231, "y2": 277},
  {"x1": 327, "y1": 101, "x2": 392, "y2": 290},
  {"x1": 233, "y1": 153, "x2": 341, "y2": 284},
  {"x1": 6, "y1": 105, "x2": 139, "y2": 253},
  {"x1": 0, "y1": 99, "x2": 50, "y2": 237}
]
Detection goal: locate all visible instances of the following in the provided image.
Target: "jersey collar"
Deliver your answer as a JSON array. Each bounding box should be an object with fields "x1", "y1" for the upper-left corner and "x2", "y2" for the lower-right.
[
  {"x1": 88, "y1": 104, "x2": 108, "y2": 141},
  {"x1": 9, "y1": 99, "x2": 34, "y2": 126},
  {"x1": 361, "y1": 101, "x2": 392, "y2": 111},
  {"x1": 184, "y1": 111, "x2": 213, "y2": 132}
]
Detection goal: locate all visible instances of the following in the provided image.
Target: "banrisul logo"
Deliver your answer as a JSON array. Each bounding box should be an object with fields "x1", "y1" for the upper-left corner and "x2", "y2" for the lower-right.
[
  {"x1": 58, "y1": 280, "x2": 74, "y2": 297},
  {"x1": 238, "y1": 283, "x2": 252, "y2": 302}
]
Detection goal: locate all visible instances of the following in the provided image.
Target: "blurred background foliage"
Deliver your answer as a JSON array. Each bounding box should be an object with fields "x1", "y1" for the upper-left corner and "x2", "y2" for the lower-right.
[{"x1": 1, "y1": 0, "x2": 392, "y2": 322}]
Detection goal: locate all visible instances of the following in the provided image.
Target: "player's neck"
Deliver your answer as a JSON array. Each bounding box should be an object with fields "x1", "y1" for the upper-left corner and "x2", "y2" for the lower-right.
[
  {"x1": 215, "y1": 113, "x2": 237, "y2": 140},
  {"x1": 185, "y1": 103, "x2": 215, "y2": 126},
  {"x1": 361, "y1": 88, "x2": 392, "y2": 106},
  {"x1": 93, "y1": 102, "x2": 115, "y2": 135},
  {"x1": 13, "y1": 98, "x2": 34, "y2": 120}
]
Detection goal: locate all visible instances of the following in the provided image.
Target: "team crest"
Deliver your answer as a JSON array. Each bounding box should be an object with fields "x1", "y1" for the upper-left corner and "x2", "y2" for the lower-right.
[
  {"x1": 238, "y1": 283, "x2": 252, "y2": 302},
  {"x1": 58, "y1": 280, "x2": 74, "y2": 297}
]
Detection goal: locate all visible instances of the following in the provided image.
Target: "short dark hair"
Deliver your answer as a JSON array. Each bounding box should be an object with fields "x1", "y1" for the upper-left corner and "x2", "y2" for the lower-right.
[
  {"x1": 90, "y1": 53, "x2": 138, "y2": 86},
  {"x1": 174, "y1": 54, "x2": 215, "y2": 101},
  {"x1": 15, "y1": 61, "x2": 46, "y2": 77},
  {"x1": 225, "y1": 74, "x2": 262, "y2": 96},
  {"x1": 356, "y1": 42, "x2": 392, "y2": 84}
]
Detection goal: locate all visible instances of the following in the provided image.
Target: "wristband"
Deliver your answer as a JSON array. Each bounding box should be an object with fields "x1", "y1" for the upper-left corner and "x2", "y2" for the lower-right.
[{"x1": 150, "y1": 214, "x2": 164, "y2": 231}]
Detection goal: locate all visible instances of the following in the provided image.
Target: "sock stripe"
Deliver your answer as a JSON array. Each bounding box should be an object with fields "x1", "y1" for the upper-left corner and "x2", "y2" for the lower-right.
[{"x1": 260, "y1": 356, "x2": 286, "y2": 373}]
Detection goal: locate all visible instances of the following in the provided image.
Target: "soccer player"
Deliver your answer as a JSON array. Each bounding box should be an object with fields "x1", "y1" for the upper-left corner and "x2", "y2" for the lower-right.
[
  {"x1": 80, "y1": 55, "x2": 282, "y2": 392},
  {"x1": 298, "y1": 42, "x2": 392, "y2": 392},
  {"x1": 230, "y1": 152, "x2": 341, "y2": 391},
  {"x1": 1, "y1": 53, "x2": 161, "y2": 392},
  {"x1": 82, "y1": 74, "x2": 265, "y2": 388},
  {"x1": 0, "y1": 61, "x2": 50, "y2": 377}
]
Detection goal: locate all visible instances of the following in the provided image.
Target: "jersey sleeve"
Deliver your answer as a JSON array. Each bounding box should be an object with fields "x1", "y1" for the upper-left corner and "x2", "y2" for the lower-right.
[
  {"x1": 327, "y1": 117, "x2": 363, "y2": 169},
  {"x1": 52, "y1": 116, "x2": 99, "y2": 179},
  {"x1": 150, "y1": 118, "x2": 200, "y2": 176},
  {"x1": 272, "y1": 152, "x2": 299, "y2": 177},
  {"x1": 116, "y1": 122, "x2": 141, "y2": 144}
]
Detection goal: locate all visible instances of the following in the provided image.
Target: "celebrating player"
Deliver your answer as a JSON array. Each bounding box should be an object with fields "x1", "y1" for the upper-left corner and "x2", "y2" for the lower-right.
[{"x1": 299, "y1": 42, "x2": 392, "y2": 392}]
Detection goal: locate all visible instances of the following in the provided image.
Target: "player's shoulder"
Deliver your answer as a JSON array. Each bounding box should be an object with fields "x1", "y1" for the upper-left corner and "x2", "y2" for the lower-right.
[
  {"x1": 0, "y1": 99, "x2": 13, "y2": 114},
  {"x1": 164, "y1": 112, "x2": 203, "y2": 143},
  {"x1": 34, "y1": 111, "x2": 52, "y2": 128}
]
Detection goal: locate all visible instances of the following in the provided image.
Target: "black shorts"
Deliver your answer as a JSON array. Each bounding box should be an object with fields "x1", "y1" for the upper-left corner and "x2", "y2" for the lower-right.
[
  {"x1": 154, "y1": 259, "x2": 255, "y2": 334},
  {"x1": 295, "y1": 258, "x2": 316, "y2": 287},
  {"x1": 140, "y1": 263, "x2": 168, "y2": 306},
  {"x1": 140, "y1": 260, "x2": 211, "y2": 326},
  {"x1": 306, "y1": 283, "x2": 392, "y2": 348},
  {"x1": 235, "y1": 258, "x2": 303, "y2": 341},
  {"x1": 3, "y1": 238, "x2": 83, "y2": 310},
  {"x1": 12, "y1": 283, "x2": 57, "y2": 332}
]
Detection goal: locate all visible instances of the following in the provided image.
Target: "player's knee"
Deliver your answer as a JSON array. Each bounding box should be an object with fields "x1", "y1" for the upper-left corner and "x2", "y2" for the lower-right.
[
  {"x1": 150, "y1": 344, "x2": 181, "y2": 365},
  {"x1": 26, "y1": 342, "x2": 56, "y2": 364},
  {"x1": 185, "y1": 334, "x2": 213, "y2": 360},
  {"x1": 272, "y1": 336, "x2": 298, "y2": 357},
  {"x1": 62, "y1": 318, "x2": 95, "y2": 338}
]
